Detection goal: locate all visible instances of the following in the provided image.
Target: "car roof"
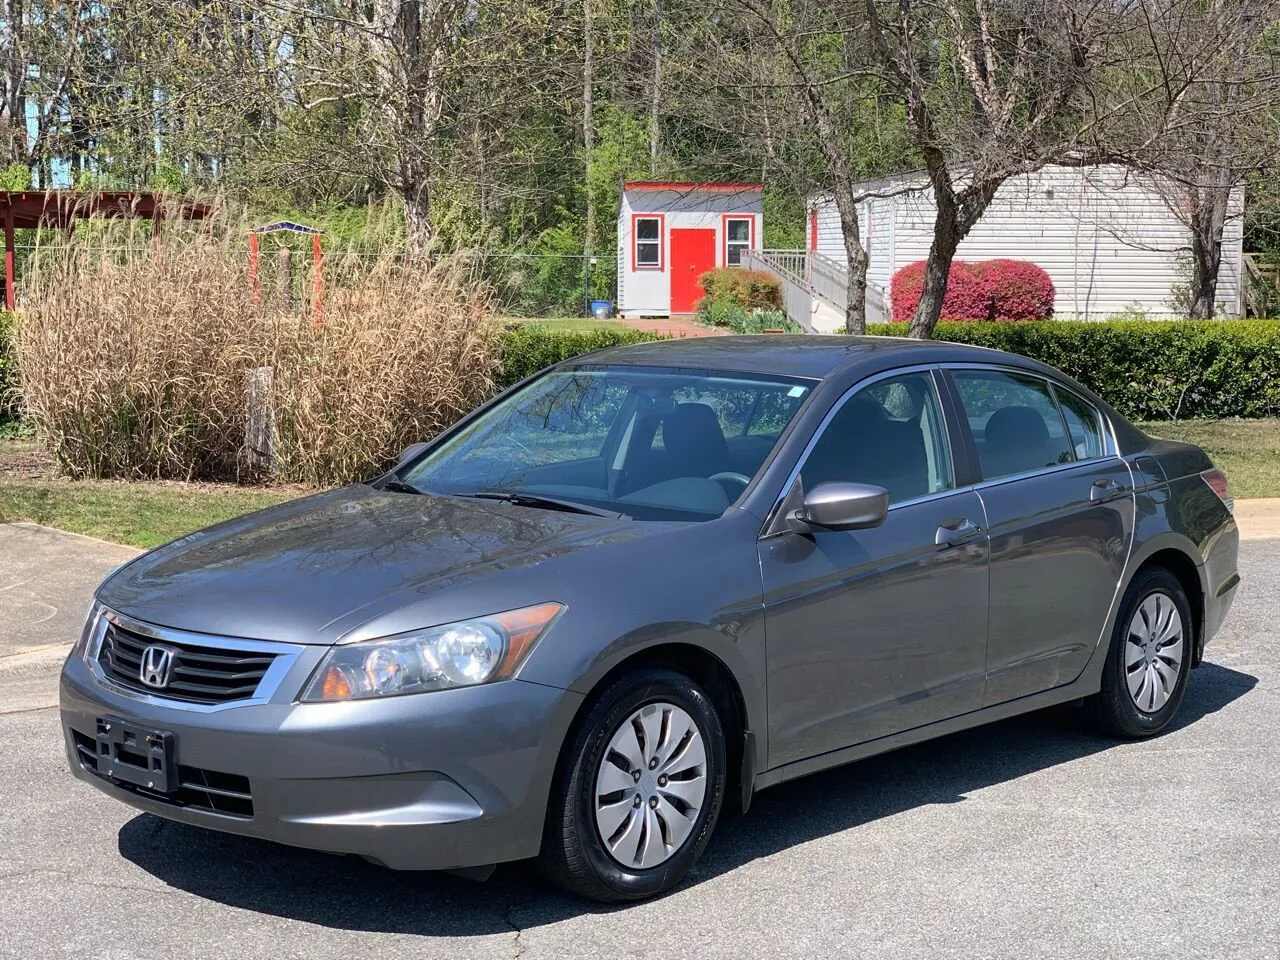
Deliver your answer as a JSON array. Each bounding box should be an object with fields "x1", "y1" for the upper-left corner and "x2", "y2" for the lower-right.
[{"x1": 574, "y1": 334, "x2": 1010, "y2": 380}]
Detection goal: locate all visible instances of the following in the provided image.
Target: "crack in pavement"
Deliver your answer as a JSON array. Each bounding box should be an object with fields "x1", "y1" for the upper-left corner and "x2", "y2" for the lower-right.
[{"x1": 502, "y1": 896, "x2": 537, "y2": 960}]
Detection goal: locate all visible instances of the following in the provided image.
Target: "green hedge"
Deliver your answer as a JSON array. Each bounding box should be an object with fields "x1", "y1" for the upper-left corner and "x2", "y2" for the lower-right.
[
  {"x1": 498, "y1": 323, "x2": 661, "y2": 387},
  {"x1": 0, "y1": 311, "x2": 15, "y2": 422},
  {"x1": 867, "y1": 320, "x2": 1280, "y2": 421},
  {"x1": 4, "y1": 318, "x2": 1274, "y2": 433}
]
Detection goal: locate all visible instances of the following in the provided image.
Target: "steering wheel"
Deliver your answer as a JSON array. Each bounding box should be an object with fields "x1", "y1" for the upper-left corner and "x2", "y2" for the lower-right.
[{"x1": 709, "y1": 471, "x2": 752, "y2": 496}]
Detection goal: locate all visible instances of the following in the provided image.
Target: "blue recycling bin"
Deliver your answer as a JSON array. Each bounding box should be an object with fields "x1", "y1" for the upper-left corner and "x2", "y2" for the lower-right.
[{"x1": 589, "y1": 299, "x2": 614, "y2": 320}]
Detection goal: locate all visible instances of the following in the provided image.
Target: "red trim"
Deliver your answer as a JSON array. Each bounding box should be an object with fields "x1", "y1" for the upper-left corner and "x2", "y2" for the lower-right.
[
  {"x1": 630, "y1": 212, "x2": 665, "y2": 272},
  {"x1": 312, "y1": 232, "x2": 325, "y2": 326},
  {"x1": 624, "y1": 181, "x2": 763, "y2": 192},
  {"x1": 248, "y1": 232, "x2": 260, "y2": 308},
  {"x1": 721, "y1": 214, "x2": 755, "y2": 267},
  {"x1": 3, "y1": 205, "x2": 14, "y2": 311},
  {"x1": 808, "y1": 208, "x2": 818, "y2": 252}
]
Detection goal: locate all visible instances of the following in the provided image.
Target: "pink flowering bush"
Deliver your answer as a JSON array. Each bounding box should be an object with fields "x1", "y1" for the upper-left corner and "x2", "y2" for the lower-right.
[{"x1": 890, "y1": 259, "x2": 1055, "y2": 322}]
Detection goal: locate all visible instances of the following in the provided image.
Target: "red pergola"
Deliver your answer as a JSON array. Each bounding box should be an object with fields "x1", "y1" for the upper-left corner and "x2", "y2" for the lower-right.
[{"x1": 0, "y1": 191, "x2": 213, "y2": 309}]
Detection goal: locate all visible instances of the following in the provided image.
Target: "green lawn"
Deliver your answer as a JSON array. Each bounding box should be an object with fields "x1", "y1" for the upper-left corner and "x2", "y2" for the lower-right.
[
  {"x1": 1138, "y1": 419, "x2": 1280, "y2": 499},
  {"x1": 0, "y1": 479, "x2": 297, "y2": 549}
]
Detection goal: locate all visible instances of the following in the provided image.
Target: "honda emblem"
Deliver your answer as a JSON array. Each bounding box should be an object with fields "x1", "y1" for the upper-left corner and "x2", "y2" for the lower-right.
[{"x1": 139, "y1": 645, "x2": 176, "y2": 689}]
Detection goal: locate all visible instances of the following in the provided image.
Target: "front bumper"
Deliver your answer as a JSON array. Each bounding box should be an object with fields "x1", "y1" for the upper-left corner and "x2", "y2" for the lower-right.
[{"x1": 60, "y1": 651, "x2": 581, "y2": 870}]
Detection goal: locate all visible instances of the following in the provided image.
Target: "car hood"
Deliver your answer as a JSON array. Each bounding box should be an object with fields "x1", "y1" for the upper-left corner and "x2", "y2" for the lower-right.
[{"x1": 98, "y1": 485, "x2": 657, "y2": 644}]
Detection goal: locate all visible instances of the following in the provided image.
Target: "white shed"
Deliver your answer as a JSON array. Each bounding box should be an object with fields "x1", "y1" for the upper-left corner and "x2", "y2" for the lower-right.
[
  {"x1": 808, "y1": 165, "x2": 1245, "y2": 319},
  {"x1": 617, "y1": 182, "x2": 764, "y2": 317}
]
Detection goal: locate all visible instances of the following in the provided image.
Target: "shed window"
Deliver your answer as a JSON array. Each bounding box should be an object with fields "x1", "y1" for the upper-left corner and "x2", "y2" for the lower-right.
[
  {"x1": 725, "y1": 217, "x2": 752, "y2": 266},
  {"x1": 634, "y1": 217, "x2": 662, "y2": 269}
]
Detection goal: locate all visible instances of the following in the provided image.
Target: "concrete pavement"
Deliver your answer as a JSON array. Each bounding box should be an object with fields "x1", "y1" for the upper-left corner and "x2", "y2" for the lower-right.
[
  {"x1": 0, "y1": 525, "x2": 1276, "y2": 959},
  {"x1": 1235, "y1": 498, "x2": 1280, "y2": 539},
  {"x1": 0, "y1": 523, "x2": 138, "y2": 716}
]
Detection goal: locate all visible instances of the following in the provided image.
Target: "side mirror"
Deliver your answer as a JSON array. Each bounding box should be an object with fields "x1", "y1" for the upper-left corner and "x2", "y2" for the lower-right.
[
  {"x1": 798, "y1": 481, "x2": 889, "y2": 531},
  {"x1": 398, "y1": 441, "x2": 428, "y2": 465}
]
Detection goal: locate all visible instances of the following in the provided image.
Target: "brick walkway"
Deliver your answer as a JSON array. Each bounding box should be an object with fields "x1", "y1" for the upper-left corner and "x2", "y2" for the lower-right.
[{"x1": 621, "y1": 315, "x2": 727, "y2": 338}]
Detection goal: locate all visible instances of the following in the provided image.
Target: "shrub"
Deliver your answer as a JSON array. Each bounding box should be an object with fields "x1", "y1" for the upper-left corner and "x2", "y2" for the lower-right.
[
  {"x1": 702, "y1": 301, "x2": 802, "y2": 334},
  {"x1": 972, "y1": 259, "x2": 1055, "y2": 320},
  {"x1": 16, "y1": 227, "x2": 503, "y2": 485},
  {"x1": 867, "y1": 319, "x2": 1280, "y2": 421},
  {"x1": 890, "y1": 259, "x2": 1055, "y2": 322},
  {"x1": 696, "y1": 268, "x2": 782, "y2": 315},
  {"x1": 270, "y1": 261, "x2": 504, "y2": 486},
  {"x1": 498, "y1": 324, "x2": 661, "y2": 387}
]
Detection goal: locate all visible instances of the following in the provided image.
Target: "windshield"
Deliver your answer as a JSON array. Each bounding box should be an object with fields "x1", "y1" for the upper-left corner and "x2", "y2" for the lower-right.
[{"x1": 401, "y1": 365, "x2": 813, "y2": 521}]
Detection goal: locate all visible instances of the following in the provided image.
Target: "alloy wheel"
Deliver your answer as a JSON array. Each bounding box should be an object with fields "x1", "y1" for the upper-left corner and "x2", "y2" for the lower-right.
[
  {"x1": 594, "y1": 701, "x2": 708, "y2": 870},
  {"x1": 1124, "y1": 591, "x2": 1185, "y2": 713}
]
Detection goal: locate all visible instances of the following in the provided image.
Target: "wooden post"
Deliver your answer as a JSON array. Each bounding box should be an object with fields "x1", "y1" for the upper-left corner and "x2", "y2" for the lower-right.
[
  {"x1": 151, "y1": 209, "x2": 163, "y2": 261},
  {"x1": 245, "y1": 367, "x2": 275, "y2": 474},
  {"x1": 3, "y1": 204, "x2": 14, "y2": 311}
]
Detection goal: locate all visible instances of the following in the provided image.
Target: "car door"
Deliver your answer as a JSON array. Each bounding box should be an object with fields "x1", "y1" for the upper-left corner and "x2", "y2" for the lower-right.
[
  {"x1": 944, "y1": 366, "x2": 1135, "y2": 705},
  {"x1": 759, "y1": 368, "x2": 991, "y2": 767}
]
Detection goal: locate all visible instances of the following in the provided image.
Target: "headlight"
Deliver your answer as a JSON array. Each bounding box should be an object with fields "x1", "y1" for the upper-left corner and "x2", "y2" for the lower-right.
[
  {"x1": 301, "y1": 602, "x2": 564, "y2": 702},
  {"x1": 72, "y1": 600, "x2": 105, "y2": 661}
]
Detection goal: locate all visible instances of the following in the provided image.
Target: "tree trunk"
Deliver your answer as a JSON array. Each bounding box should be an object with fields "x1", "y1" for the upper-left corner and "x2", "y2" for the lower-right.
[
  {"x1": 649, "y1": 0, "x2": 661, "y2": 174},
  {"x1": 402, "y1": 185, "x2": 433, "y2": 261},
  {"x1": 909, "y1": 178, "x2": 999, "y2": 339},
  {"x1": 582, "y1": 0, "x2": 595, "y2": 264},
  {"x1": 1187, "y1": 183, "x2": 1229, "y2": 319},
  {"x1": 0, "y1": 0, "x2": 24, "y2": 166},
  {"x1": 832, "y1": 186, "x2": 868, "y2": 334},
  {"x1": 909, "y1": 190, "x2": 962, "y2": 339}
]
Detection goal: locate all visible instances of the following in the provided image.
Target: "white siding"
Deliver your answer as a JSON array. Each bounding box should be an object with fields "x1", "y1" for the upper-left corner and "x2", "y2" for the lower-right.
[
  {"x1": 813, "y1": 164, "x2": 1246, "y2": 319},
  {"x1": 866, "y1": 197, "x2": 895, "y2": 290},
  {"x1": 617, "y1": 186, "x2": 763, "y2": 317},
  {"x1": 813, "y1": 198, "x2": 844, "y2": 263},
  {"x1": 809, "y1": 195, "x2": 897, "y2": 292}
]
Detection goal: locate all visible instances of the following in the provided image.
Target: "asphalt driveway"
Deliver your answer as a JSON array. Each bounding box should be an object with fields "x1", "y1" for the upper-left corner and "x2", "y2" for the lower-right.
[{"x1": 1, "y1": 525, "x2": 1276, "y2": 959}]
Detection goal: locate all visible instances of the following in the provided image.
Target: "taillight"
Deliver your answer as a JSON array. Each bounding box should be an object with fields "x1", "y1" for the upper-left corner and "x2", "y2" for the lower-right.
[{"x1": 1201, "y1": 468, "x2": 1233, "y2": 513}]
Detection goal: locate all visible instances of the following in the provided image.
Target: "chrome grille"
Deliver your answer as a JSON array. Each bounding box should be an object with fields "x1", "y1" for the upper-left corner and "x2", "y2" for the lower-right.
[{"x1": 98, "y1": 620, "x2": 278, "y2": 705}]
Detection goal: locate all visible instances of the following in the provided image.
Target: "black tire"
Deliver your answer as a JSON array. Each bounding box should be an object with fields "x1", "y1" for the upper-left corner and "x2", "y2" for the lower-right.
[
  {"x1": 1091, "y1": 567, "x2": 1193, "y2": 738},
  {"x1": 538, "y1": 667, "x2": 727, "y2": 902}
]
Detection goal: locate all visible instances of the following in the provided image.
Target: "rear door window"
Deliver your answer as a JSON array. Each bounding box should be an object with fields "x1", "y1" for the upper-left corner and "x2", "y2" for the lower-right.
[
  {"x1": 1054, "y1": 386, "x2": 1107, "y2": 461},
  {"x1": 951, "y1": 370, "x2": 1074, "y2": 481}
]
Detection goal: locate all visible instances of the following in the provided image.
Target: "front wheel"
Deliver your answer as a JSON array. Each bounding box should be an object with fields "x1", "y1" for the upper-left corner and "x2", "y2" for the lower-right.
[
  {"x1": 1091, "y1": 567, "x2": 1192, "y2": 738},
  {"x1": 538, "y1": 667, "x2": 727, "y2": 902}
]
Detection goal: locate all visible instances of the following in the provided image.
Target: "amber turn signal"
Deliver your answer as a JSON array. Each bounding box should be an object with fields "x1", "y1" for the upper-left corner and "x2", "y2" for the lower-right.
[
  {"x1": 320, "y1": 665, "x2": 353, "y2": 700},
  {"x1": 494, "y1": 602, "x2": 565, "y2": 679}
]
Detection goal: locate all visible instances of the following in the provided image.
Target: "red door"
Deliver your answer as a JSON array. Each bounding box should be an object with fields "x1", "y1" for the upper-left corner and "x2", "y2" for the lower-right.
[{"x1": 669, "y1": 227, "x2": 717, "y2": 314}]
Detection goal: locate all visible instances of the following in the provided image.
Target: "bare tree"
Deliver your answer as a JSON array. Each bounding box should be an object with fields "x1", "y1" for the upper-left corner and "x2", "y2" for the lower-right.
[
  {"x1": 1110, "y1": 0, "x2": 1280, "y2": 317},
  {"x1": 865, "y1": 0, "x2": 1114, "y2": 338},
  {"x1": 649, "y1": 0, "x2": 662, "y2": 173},
  {"x1": 687, "y1": 0, "x2": 915, "y2": 333},
  {"x1": 1, "y1": 0, "x2": 87, "y2": 177}
]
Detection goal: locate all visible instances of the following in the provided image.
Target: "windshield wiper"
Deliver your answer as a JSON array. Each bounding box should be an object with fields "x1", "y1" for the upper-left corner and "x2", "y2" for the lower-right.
[
  {"x1": 375, "y1": 478, "x2": 426, "y2": 496},
  {"x1": 456, "y1": 490, "x2": 628, "y2": 519}
]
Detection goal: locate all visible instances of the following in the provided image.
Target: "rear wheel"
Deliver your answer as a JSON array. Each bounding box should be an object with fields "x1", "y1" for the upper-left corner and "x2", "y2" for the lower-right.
[
  {"x1": 1092, "y1": 567, "x2": 1192, "y2": 738},
  {"x1": 538, "y1": 667, "x2": 726, "y2": 902}
]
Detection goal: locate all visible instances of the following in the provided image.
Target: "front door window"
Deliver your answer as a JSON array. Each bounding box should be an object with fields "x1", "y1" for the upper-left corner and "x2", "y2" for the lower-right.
[{"x1": 800, "y1": 371, "x2": 953, "y2": 504}]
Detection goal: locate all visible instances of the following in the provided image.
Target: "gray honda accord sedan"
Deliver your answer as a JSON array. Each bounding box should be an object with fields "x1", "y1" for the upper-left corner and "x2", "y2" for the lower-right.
[{"x1": 60, "y1": 335, "x2": 1239, "y2": 901}]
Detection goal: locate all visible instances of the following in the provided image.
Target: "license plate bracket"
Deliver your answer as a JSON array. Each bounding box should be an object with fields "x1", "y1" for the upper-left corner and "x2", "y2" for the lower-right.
[{"x1": 94, "y1": 717, "x2": 177, "y2": 794}]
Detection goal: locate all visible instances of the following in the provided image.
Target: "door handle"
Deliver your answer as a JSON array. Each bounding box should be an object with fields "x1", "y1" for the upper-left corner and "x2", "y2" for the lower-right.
[
  {"x1": 1090, "y1": 478, "x2": 1126, "y2": 502},
  {"x1": 936, "y1": 517, "x2": 983, "y2": 546}
]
